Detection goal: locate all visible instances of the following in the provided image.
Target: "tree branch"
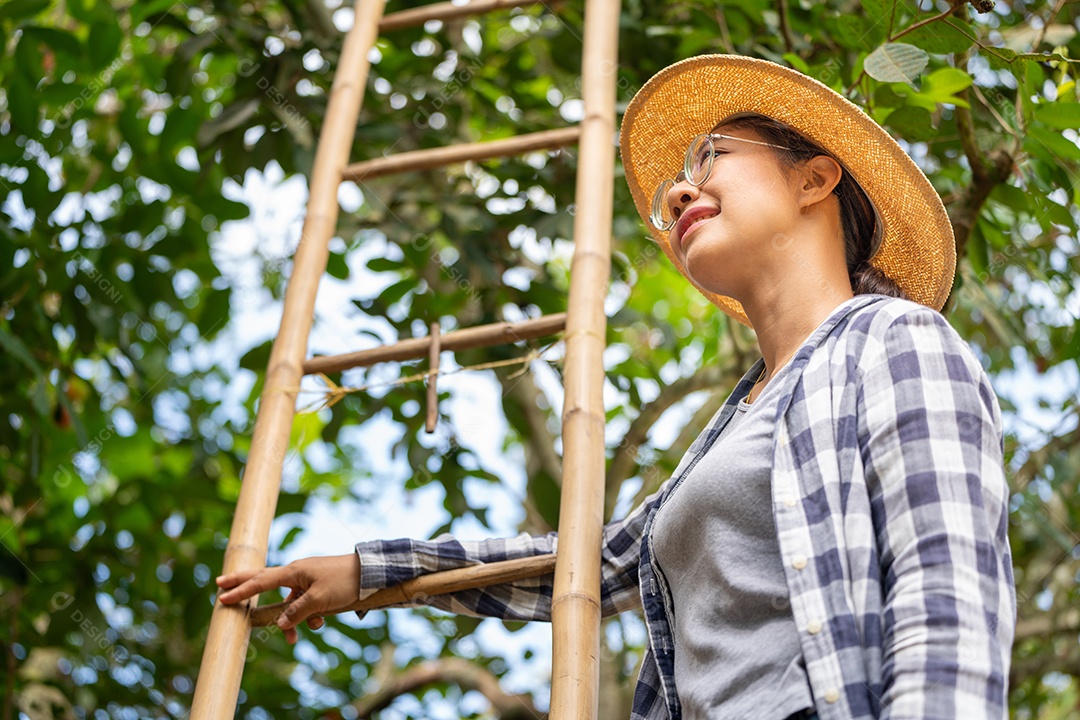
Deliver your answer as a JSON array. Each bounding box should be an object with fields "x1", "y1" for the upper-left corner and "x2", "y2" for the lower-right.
[
  {"x1": 714, "y1": 9, "x2": 735, "y2": 54},
  {"x1": 1010, "y1": 641, "x2": 1080, "y2": 690},
  {"x1": 628, "y1": 389, "x2": 728, "y2": 511},
  {"x1": 3, "y1": 587, "x2": 18, "y2": 720},
  {"x1": 1012, "y1": 418, "x2": 1080, "y2": 494},
  {"x1": 498, "y1": 369, "x2": 563, "y2": 487},
  {"x1": 354, "y1": 656, "x2": 545, "y2": 719},
  {"x1": 777, "y1": 0, "x2": 796, "y2": 54},
  {"x1": 946, "y1": 126, "x2": 1014, "y2": 271},
  {"x1": 604, "y1": 365, "x2": 732, "y2": 518},
  {"x1": 1016, "y1": 607, "x2": 1080, "y2": 643}
]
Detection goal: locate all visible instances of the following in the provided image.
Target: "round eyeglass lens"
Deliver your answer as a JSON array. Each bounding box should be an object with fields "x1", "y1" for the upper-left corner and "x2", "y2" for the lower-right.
[
  {"x1": 651, "y1": 178, "x2": 675, "y2": 230},
  {"x1": 686, "y1": 135, "x2": 714, "y2": 185}
]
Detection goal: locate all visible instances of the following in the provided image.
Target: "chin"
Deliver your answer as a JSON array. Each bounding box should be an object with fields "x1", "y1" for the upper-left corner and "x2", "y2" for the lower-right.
[{"x1": 682, "y1": 243, "x2": 745, "y2": 298}]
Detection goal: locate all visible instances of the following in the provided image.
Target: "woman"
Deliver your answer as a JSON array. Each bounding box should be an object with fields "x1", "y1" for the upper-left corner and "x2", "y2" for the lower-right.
[{"x1": 217, "y1": 55, "x2": 1016, "y2": 720}]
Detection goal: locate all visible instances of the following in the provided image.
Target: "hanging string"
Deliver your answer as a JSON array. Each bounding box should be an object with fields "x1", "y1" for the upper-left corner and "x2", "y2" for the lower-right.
[{"x1": 264, "y1": 338, "x2": 565, "y2": 414}]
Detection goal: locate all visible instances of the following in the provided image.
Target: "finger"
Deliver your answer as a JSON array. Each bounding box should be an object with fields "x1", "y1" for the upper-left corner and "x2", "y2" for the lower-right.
[
  {"x1": 215, "y1": 569, "x2": 261, "y2": 590},
  {"x1": 218, "y1": 566, "x2": 296, "y2": 605},
  {"x1": 305, "y1": 616, "x2": 324, "y2": 630},
  {"x1": 276, "y1": 590, "x2": 322, "y2": 630},
  {"x1": 283, "y1": 626, "x2": 298, "y2": 645}
]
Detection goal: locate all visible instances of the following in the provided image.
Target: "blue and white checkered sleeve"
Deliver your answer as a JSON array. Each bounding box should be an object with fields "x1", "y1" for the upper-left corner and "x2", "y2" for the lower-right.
[
  {"x1": 858, "y1": 307, "x2": 1016, "y2": 720},
  {"x1": 354, "y1": 482, "x2": 664, "y2": 621}
]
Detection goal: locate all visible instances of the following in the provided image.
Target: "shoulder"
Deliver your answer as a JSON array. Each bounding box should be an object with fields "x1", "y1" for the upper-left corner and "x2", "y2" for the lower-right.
[
  {"x1": 844, "y1": 294, "x2": 949, "y2": 340},
  {"x1": 843, "y1": 296, "x2": 1000, "y2": 420},
  {"x1": 840, "y1": 295, "x2": 979, "y2": 367}
]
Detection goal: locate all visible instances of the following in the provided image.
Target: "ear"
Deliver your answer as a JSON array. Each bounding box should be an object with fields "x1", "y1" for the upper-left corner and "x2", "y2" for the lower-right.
[{"x1": 797, "y1": 155, "x2": 843, "y2": 209}]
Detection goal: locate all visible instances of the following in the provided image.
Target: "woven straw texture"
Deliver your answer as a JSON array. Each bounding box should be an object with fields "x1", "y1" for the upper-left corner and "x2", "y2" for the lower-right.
[{"x1": 619, "y1": 54, "x2": 956, "y2": 329}]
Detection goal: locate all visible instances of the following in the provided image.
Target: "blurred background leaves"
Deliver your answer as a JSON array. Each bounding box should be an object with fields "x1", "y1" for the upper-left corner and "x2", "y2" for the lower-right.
[{"x1": 2, "y1": 0, "x2": 1080, "y2": 717}]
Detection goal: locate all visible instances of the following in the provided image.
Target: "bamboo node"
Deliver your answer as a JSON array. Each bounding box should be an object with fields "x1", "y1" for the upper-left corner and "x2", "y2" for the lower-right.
[{"x1": 562, "y1": 328, "x2": 607, "y2": 345}]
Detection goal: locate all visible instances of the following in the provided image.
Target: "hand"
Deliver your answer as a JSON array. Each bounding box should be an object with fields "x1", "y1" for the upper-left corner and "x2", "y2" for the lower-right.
[{"x1": 215, "y1": 553, "x2": 361, "y2": 644}]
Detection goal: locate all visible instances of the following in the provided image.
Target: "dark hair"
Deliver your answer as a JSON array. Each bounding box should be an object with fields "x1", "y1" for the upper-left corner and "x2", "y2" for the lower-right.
[{"x1": 714, "y1": 113, "x2": 909, "y2": 301}]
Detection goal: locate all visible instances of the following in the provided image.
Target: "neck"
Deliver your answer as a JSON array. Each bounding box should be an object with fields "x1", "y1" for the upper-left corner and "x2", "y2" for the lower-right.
[{"x1": 738, "y1": 237, "x2": 855, "y2": 382}]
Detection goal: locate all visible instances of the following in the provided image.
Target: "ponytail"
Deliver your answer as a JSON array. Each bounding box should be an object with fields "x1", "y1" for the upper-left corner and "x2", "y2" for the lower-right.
[{"x1": 850, "y1": 261, "x2": 909, "y2": 300}]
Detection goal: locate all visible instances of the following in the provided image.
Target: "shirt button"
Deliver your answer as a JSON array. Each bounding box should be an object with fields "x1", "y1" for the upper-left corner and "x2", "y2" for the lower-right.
[
  {"x1": 806, "y1": 619, "x2": 822, "y2": 635},
  {"x1": 783, "y1": 495, "x2": 796, "y2": 508},
  {"x1": 791, "y1": 554, "x2": 807, "y2": 570},
  {"x1": 824, "y1": 687, "x2": 841, "y2": 703}
]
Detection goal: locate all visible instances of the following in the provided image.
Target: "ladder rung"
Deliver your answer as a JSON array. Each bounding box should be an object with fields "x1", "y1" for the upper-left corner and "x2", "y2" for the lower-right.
[
  {"x1": 249, "y1": 553, "x2": 557, "y2": 627},
  {"x1": 303, "y1": 312, "x2": 567, "y2": 376},
  {"x1": 380, "y1": 0, "x2": 546, "y2": 32},
  {"x1": 341, "y1": 127, "x2": 580, "y2": 182}
]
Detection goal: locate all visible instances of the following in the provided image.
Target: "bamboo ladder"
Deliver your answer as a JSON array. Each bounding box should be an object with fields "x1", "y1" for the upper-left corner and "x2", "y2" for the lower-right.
[{"x1": 190, "y1": 0, "x2": 621, "y2": 716}]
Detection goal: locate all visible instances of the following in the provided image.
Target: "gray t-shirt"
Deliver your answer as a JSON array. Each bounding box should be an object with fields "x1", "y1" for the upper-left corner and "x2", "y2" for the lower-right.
[{"x1": 650, "y1": 364, "x2": 815, "y2": 720}]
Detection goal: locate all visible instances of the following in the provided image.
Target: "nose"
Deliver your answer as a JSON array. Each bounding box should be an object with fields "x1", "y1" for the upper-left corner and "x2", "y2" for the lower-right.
[{"x1": 666, "y1": 180, "x2": 699, "y2": 222}]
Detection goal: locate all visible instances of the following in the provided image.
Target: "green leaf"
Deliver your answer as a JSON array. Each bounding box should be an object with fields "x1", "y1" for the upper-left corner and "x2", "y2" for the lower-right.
[
  {"x1": 984, "y1": 47, "x2": 1018, "y2": 71},
  {"x1": 239, "y1": 339, "x2": 273, "y2": 372},
  {"x1": 7, "y1": 73, "x2": 38, "y2": 134},
  {"x1": 890, "y1": 67, "x2": 971, "y2": 111},
  {"x1": 827, "y1": 15, "x2": 885, "y2": 51},
  {"x1": 861, "y1": 0, "x2": 892, "y2": 25},
  {"x1": 901, "y1": 18, "x2": 975, "y2": 54},
  {"x1": 1034, "y1": 102, "x2": 1080, "y2": 130},
  {"x1": 531, "y1": 472, "x2": 561, "y2": 530},
  {"x1": 118, "y1": 504, "x2": 154, "y2": 533},
  {"x1": 1025, "y1": 125, "x2": 1080, "y2": 162},
  {"x1": 366, "y1": 257, "x2": 403, "y2": 273},
  {"x1": 28, "y1": 26, "x2": 83, "y2": 61},
  {"x1": 159, "y1": 107, "x2": 200, "y2": 155},
  {"x1": 278, "y1": 525, "x2": 304, "y2": 550},
  {"x1": 0, "y1": 0, "x2": 50, "y2": 19},
  {"x1": 864, "y1": 42, "x2": 928, "y2": 84},
  {"x1": 276, "y1": 492, "x2": 308, "y2": 516},
  {"x1": 989, "y1": 183, "x2": 1029, "y2": 213},
  {"x1": 88, "y1": 18, "x2": 122, "y2": 70},
  {"x1": 326, "y1": 251, "x2": 349, "y2": 280},
  {"x1": 921, "y1": 67, "x2": 973, "y2": 102},
  {"x1": 65, "y1": 0, "x2": 97, "y2": 23},
  {"x1": 0, "y1": 326, "x2": 43, "y2": 374},
  {"x1": 196, "y1": 288, "x2": 231, "y2": 337},
  {"x1": 377, "y1": 277, "x2": 413, "y2": 308},
  {"x1": 884, "y1": 105, "x2": 937, "y2": 141},
  {"x1": 977, "y1": 215, "x2": 1009, "y2": 250},
  {"x1": 783, "y1": 53, "x2": 810, "y2": 74}
]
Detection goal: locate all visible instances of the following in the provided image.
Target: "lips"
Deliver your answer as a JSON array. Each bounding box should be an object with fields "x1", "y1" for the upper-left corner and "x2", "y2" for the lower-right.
[{"x1": 673, "y1": 204, "x2": 721, "y2": 251}]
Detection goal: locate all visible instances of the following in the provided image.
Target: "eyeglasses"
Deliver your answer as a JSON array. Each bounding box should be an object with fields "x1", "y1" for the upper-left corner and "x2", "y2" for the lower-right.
[{"x1": 649, "y1": 133, "x2": 792, "y2": 231}]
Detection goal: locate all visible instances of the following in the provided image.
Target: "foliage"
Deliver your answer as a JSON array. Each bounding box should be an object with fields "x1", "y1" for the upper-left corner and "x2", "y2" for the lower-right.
[{"x1": 2, "y1": 0, "x2": 1080, "y2": 717}]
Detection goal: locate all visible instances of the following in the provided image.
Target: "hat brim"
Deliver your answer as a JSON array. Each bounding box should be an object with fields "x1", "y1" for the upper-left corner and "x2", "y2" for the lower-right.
[{"x1": 619, "y1": 54, "x2": 955, "y2": 328}]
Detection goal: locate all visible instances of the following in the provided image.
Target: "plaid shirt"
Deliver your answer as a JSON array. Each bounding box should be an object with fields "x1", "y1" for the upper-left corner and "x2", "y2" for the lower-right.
[{"x1": 355, "y1": 294, "x2": 1016, "y2": 720}]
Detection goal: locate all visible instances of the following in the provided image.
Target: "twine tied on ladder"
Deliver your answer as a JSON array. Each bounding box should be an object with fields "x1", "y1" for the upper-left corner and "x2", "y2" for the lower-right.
[{"x1": 264, "y1": 338, "x2": 566, "y2": 414}]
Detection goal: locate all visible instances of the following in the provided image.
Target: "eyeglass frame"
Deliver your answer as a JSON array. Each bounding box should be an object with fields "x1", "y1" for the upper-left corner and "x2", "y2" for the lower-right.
[{"x1": 649, "y1": 133, "x2": 794, "y2": 232}]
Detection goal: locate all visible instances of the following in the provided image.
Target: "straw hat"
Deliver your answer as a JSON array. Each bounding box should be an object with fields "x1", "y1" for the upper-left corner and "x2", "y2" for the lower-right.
[{"x1": 619, "y1": 54, "x2": 956, "y2": 328}]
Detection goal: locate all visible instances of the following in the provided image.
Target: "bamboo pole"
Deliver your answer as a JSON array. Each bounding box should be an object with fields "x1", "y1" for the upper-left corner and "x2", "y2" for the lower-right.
[
  {"x1": 548, "y1": 0, "x2": 620, "y2": 716},
  {"x1": 379, "y1": 0, "x2": 543, "y2": 32},
  {"x1": 341, "y1": 127, "x2": 580, "y2": 181},
  {"x1": 189, "y1": 1, "x2": 385, "y2": 715},
  {"x1": 425, "y1": 321, "x2": 440, "y2": 433},
  {"x1": 249, "y1": 553, "x2": 557, "y2": 627},
  {"x1": 303, "y1": 312, "x2": 566, "y2": 375}
]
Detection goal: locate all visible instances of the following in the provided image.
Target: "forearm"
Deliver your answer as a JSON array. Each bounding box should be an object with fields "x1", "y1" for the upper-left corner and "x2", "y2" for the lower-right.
[{"x1": 355, "y1": 531, "x2": 558, "y2": 621}]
